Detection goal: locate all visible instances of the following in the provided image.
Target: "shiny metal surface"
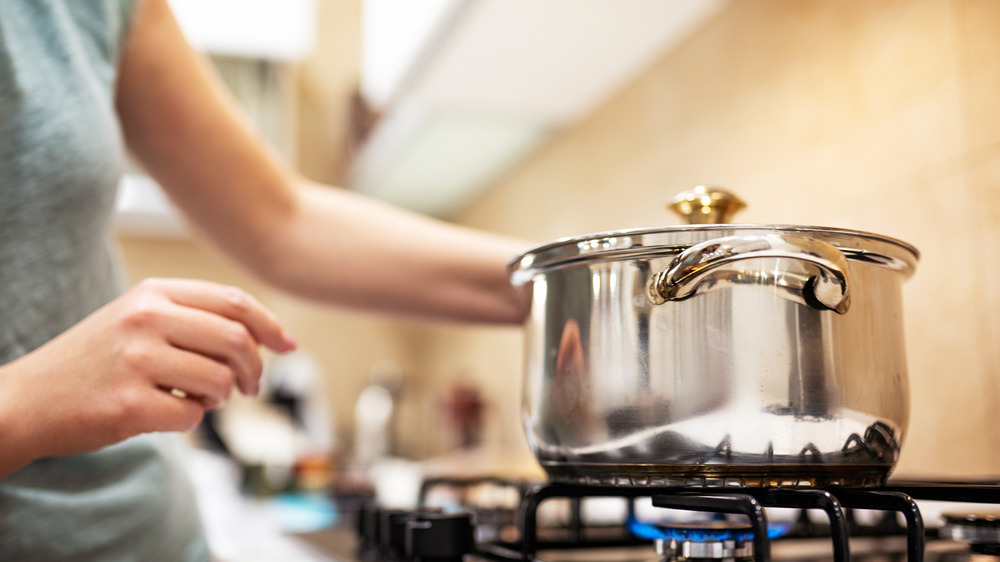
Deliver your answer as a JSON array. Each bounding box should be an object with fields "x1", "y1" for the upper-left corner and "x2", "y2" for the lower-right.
[
  {"x1": 656, "y1": 537, "x2": 753, "y2": 560},
  {"x1": 648, "y1": 233, "x2": 852, "y2": 314},
  {"x1": 511, "y1": 223, "x2": 919, "y2": 488},
  {"x1": 669, "y1": 186, "x2": 747, "y2": 224}
]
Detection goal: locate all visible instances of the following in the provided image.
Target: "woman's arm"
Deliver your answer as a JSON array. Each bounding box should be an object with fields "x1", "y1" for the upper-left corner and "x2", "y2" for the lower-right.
[{"x1": 115, "y1": 0, "x2": 531, "y2": 324}]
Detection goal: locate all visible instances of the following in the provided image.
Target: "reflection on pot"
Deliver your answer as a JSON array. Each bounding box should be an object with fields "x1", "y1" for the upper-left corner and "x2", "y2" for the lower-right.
[{"x1": 542, "y1": 319, "x2": 594, "y2": 447}]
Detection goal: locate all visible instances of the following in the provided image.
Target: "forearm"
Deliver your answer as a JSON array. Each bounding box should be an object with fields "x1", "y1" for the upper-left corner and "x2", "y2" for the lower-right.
[
  {"x1": 0, "y1": 361, "x2": 43, "y2": 479},
  {"x1": 252, "y1": 182, "x2": 532, "y2": 324}
]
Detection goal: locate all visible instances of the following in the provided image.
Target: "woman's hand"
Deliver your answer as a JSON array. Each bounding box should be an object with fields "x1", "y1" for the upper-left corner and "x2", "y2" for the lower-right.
[{"x1": 0, "y1": 278, "x2": 295, "y2": 476}]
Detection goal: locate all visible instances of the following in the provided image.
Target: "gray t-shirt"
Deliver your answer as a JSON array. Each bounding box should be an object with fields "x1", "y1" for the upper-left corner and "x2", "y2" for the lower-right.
[{"x1": 0, "y1": 1, "x2": 209, "y2": 558}]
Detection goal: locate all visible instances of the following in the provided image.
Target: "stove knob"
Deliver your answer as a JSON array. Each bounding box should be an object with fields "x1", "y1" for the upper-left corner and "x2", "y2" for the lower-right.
[
  {"x1": 941, "y1": 513, "x2": 1000, "y2": 555},
  {"x1": 406, "y1": 512, "x2": 475, "y2": 562},
  {"x1": 380, "y1": 509, "x2": 414, "y2": 560},
  {"x1": 357, "y1": 502, "x2": 378, "y2": 544}
]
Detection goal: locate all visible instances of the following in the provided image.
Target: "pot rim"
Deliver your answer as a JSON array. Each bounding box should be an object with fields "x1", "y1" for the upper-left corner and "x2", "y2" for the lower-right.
[{"x1": 509, "y1": 223, "x2": 920, "y2": 284}]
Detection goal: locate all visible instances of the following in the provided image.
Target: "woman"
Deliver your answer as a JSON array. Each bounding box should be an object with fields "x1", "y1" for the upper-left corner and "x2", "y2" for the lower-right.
[{"x1": 0, "y1": 0, "x2": 529, "y2": 558}]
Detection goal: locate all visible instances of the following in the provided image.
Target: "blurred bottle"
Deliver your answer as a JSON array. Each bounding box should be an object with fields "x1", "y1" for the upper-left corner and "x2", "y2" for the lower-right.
[
  {"x1": 353, "y1": 359, "x2": 404, "y2": 470},
  {"x1": 440, "y1": 378, "x2": 484, "y2": 451},
  {"x1": 266, "y1": 350, "x2": 336, "y2": 491}
]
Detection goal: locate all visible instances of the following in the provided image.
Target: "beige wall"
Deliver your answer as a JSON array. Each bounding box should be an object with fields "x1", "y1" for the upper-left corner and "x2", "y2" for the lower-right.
[
  {"x1": 426, "y1": 0, "x2": 1000, "y2": 478},
  {"x1": 295, "y1": 0, "x2": 362, "y2": 186}
]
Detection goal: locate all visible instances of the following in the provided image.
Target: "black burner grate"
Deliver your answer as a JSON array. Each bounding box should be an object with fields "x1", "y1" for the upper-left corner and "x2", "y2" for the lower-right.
[
  {"x1": 355, "y1": 478, "x2": 1000, "y2": 561},
  {"x1": 471, "y1": 481, "x2": 1000, "y2": 562}
]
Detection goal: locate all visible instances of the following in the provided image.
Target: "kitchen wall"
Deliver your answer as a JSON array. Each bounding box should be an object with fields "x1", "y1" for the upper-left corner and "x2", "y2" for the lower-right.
[{"x1": 415, "y1": 0, "x2": 1000, "y2": 478}]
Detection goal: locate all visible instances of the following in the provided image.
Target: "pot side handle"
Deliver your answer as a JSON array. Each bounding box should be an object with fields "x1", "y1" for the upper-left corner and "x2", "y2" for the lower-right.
[{"x1": 647, "y1": 234, "x2": 852, "y2": 314}]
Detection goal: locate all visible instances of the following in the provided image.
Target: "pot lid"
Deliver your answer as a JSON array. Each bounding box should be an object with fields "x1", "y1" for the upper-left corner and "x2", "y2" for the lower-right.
[{"x1": 509, "y1": 186, "x2": 920, "y2": 285}]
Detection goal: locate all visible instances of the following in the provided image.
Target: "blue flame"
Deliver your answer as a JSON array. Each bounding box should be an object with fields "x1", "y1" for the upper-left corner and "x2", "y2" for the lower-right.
[{"x1": 626, "y1": 516, "x2": 792, "y2": 542}]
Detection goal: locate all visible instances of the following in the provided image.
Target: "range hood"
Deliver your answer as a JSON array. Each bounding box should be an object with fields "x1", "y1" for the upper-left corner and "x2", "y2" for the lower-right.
[{"x1": 350, "y1": 0, "x2": 727, "y2": 218}]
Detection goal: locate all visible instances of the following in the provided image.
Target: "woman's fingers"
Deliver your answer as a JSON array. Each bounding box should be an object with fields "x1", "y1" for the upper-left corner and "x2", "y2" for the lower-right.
[
  {"x1": 158, "y1": 305, "x2": 263, "y2": 396},
  {"x1": 151, "y1": 346, "x2": 237, "y2": 408},
  {"x1": 120, "y1": 278, "x2": 295, "y2": 398},
  {"x1": 143, "y1": 278, "x2": 297, "y2": 352},
  {"x1": 147, "y1": 385, "x2": 211, "y2": 433}
]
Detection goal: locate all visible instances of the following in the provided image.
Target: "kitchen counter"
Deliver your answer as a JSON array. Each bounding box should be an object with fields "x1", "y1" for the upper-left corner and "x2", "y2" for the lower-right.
[{"x1": 294, "y1": 527, "x2": 357, "y2": 561}]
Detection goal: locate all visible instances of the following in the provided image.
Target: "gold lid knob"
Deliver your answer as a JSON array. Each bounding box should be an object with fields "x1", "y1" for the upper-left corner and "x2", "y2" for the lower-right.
[{"x1": 669, "y1": 186, "x2": 746, "y2": 224}]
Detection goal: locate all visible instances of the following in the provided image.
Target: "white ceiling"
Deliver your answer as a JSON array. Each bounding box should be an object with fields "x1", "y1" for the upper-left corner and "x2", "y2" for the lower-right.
[
  {"x1": 351, "y1": 0, "x2": 728, "y2": 217},
  {"x1": 168, "y1": 0, "x2": 316, "y2": 60}
]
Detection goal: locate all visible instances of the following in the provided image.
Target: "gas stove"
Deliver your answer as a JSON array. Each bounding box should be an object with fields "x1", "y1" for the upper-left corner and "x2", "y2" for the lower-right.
[{"x1": 347, "y1": 477, "x2": 1000, "y2": 561}]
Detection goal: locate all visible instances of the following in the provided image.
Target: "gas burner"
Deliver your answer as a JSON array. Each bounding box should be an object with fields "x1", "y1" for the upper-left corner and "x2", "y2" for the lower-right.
[
  {"x1": 341, "y1": 478, "x2": 1000, "y2": 561},
  {"x1": 650, "y1": 521, "x2": 754, "y2": 561},
  {"x1": 940, "y1": 513, "x2": 1000, "y2": 555}
]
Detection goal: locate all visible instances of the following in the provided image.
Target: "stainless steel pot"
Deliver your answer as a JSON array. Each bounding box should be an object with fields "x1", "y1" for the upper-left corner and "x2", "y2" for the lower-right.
[{"x1": 509, "y1": 187, "x2": 920, "y2": 488}]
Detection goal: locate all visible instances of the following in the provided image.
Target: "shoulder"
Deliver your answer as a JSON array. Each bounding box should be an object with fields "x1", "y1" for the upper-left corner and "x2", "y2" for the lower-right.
[{"x1": 63, "y1": 0, "x2": 146, "y2": 64}]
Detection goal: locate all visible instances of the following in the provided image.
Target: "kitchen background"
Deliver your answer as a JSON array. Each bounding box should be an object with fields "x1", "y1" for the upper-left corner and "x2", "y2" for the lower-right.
[{"x1": 116, "y1": 0, "x2": 999, "y2": 494}]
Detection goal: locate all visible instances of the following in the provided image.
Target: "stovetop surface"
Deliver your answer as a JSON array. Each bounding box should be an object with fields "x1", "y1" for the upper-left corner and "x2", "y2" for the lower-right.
[
  {"x1": 527, "y1": 538, "x2": 993, "y2": 561},
  {"x1": 301, "y1": 530, "x2": 997, "y2": 562},
  {"x1": 335, "y1": 479, "x2": 1000, "y2": 562}
]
